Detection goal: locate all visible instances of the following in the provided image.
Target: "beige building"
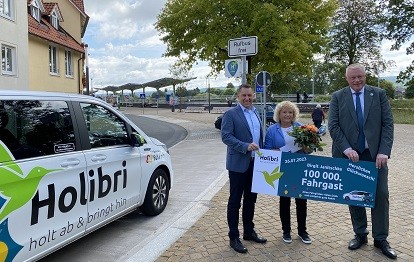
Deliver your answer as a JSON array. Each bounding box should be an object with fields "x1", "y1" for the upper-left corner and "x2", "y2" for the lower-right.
[
  {"x1": 0, "y1": 0, "x2": 88, "y2": 93},
  {"x1": 28, "y1": 0, "x2": 89, "y2": 93},
  {"x1": 0, "y1": 0, "x2": 30, "y2": 90}
]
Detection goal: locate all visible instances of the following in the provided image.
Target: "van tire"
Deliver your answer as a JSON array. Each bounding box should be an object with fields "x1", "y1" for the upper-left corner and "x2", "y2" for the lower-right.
[{"x1": 140, "y1": 169, "x2": 170, "y2": 216}]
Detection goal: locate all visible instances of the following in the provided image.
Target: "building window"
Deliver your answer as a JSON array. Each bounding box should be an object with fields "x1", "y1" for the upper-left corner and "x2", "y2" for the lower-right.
[
  {"x1": 1, "y1": 44, "x2": 16, "y2": 75},
  {"x1": 30, "y1": 0, "x2": 40, "y2": 21},
  {"x1": 0, "y1": 0, "x2": 13, "y2": 19},
  {"x1": 49, "y1": 45, "x2": 58, "y2": 75},
  {"x1": 65, "y1": 50, "x2": 73, "y2": 76},
  {"x1": 51, "y1": 11, "x2": 58, "y2": 29}
]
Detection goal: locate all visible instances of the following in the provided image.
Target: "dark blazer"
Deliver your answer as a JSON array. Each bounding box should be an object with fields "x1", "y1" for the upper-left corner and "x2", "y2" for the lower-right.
[
  {"x1": 221, "y1": 104, "x2": 264, "y2": 173},
  {"x1": 328, "y1": 85, "x2": 394, "y2": 159}
]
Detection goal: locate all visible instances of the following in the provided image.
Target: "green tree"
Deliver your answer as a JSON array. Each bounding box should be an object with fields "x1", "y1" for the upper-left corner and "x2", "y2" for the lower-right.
[
  {"x1": 156, "y1": 0, "x2": 337, "y2": 78},
  {"x1": 223, "y1": 87, "x2": 236, "y2": 96},
  {"x1": 175, "y1": 86, "x2": 188, "y2": 97},
  {"x1": 365, "y1": 76, "x2": 396, "y2": 98},
  {"x1": 175, "y1": 85, "x2": 188, "y2": 111},
  {"x1": 380, "y1": 80, "x2": 396, "y2": 99},
  {"x1": 404, "y1": 78, "x2": 414, "y2": 99},
  {"x1": 313, "y1": 61, "x2": 347, "y2": 94},
  {"x1": 151, "y1": 89, "x2": 166, "y2": 98},
  {"x1": 386, "y1": 0, "x2": 414, "y2": 82},
  {"x1": 327, "y1": 0, "x2": 386, "y2": 70},
  {"x1": 188, "y1": 87, "x2": 201, "y2": 97},
  {"x1": 208, "y1": 88, "x2": 222, "y2": 95},
  {"x1": 226, "y1": 83, "x2": 235, "y2": 89}
]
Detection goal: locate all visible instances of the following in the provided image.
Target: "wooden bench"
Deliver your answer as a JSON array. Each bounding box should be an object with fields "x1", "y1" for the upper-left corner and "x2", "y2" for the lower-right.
[
  {"x1": 211, "y1": 107, "x2": 231, "y2": 114},
  {"x1": 185, "y1": 106, "x2": 205, "y2": 113}
]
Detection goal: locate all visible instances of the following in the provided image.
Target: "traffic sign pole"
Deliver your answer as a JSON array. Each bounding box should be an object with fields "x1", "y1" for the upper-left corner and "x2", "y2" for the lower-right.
[
  {"x1": 242, "y1": 56, "x2": 247, "y2": 84},
  {"x1": 263, "y1": 72, "x2": 267, "y2": 130},
  {"x1": 255, "y1": 71, "x2": 272, "y2": 131}
]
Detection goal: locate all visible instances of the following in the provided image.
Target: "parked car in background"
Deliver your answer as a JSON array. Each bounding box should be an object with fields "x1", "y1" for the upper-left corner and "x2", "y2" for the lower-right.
[
  {"x1": 343, "y1": 191, "x2": 373, "y2": 203},
  {"x1": 214, "y1": 103, "x2": 276, "y2": 130},
  {"x1": 0, "y1": 91, "x2": 174, "y2": 261}
]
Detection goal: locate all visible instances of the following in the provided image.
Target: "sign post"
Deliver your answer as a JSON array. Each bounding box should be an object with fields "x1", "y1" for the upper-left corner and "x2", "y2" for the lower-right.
[
  {"x1": 140, "y1": 93, "x2": 145, "y2": 114},
  {"x1": 255, "y1": 71, "x2": 272, "y2": 131},
  {"x1": 228, "y1": 36, "x2": 258, "y2": 84}
]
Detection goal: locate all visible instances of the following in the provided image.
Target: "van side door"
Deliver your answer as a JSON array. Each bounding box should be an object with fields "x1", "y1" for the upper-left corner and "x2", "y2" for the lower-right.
[{"x1": 74, "y1": 102, "x2": 143, "y2": 232}]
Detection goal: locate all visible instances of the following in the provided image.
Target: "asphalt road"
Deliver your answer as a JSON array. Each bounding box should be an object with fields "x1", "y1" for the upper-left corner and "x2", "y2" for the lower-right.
[
  {"x1": 125, "y1": 114, "x2": 188, "y2": 148},
  {"x1": 40, "y1": 116, "x2": 190, "y2": 261}
]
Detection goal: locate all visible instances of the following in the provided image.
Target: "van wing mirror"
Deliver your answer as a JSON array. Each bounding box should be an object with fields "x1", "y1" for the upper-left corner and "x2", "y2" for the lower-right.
[{"x1": 131, "y1": 132, "x2": 145, "y2": 147}]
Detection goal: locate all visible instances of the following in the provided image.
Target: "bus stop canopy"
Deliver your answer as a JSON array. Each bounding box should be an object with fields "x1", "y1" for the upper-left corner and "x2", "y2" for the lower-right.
[
  {"x1": 99, "y1": 77, "x2": 197, "y2": 96},
  {"x1": 141, "y1": 77, "x2": 197, "y2": 88}
]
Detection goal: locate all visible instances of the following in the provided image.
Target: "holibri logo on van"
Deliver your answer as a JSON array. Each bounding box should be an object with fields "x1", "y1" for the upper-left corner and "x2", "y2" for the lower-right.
[{"x1": 0, "y1": 142, "x2": 60, "y2": 261}]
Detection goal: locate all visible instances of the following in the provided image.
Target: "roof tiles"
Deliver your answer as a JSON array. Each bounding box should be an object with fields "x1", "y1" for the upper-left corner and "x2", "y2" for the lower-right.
[{"x1": 28, "y1": 14, "x2": 84, "y2": 53}]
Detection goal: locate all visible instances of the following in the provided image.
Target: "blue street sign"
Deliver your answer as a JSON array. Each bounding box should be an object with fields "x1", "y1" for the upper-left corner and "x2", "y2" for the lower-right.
[
  {"x1": 256, "y1": 84, "x2": 264, "y2": 93},
  {"x1": 140, "y1": 93, "x2": 145, "y2": 99}
]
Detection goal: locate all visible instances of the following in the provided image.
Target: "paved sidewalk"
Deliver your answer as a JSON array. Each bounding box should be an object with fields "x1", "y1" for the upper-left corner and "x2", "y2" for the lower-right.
[{"x1": 127, "y1": 107, "x2": 414, "y2": 262}]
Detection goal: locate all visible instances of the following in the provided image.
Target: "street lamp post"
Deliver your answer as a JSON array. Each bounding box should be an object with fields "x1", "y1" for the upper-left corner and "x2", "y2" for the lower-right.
[
  {"x1": 206, "y1": 76, "x2": 211, "y2": 113},
  {"x1": 377, "y1": 67, "x2": 380, "y2": 88},
  {"x1": 311, "y1": 66, "x2": 315, "y2": 102},
  {"x1": 85, "y1": 44, "x2": 90, "y2": 95}
]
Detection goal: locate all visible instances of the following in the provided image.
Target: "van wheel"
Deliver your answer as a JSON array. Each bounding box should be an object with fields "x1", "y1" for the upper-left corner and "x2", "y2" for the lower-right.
[
  {"x1": 140, "y1": 169, "x2": 169, "y2": 216},
  {"x1": 344, "y1": 196, "x2": 350, "y2": 201}
]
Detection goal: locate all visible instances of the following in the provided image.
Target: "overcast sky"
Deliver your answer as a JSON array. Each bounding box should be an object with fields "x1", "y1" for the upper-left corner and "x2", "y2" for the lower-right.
[{"x1": 83, "y1": 0, "x2": 412, "y2": 92}]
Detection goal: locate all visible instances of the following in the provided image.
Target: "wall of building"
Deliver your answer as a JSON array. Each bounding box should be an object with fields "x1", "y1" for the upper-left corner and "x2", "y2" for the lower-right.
[
  {"x1": 28, "y1": 36, "x2": 81, "y2": 93},
  {"x1": 0, "y1": 0, "x2": 29, "y2": 90},
  {"x1": 54, "y1": 0, "x2": 83, "y2": 42}
]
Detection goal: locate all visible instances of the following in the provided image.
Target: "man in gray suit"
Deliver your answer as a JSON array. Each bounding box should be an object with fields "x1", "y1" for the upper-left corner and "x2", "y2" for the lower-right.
[
  {"x1": 328, "y1": 63, "x2": 396, "y2": 259},
  {"x1": 221, "y1": 84, "x2": 267, "y2": 253}
]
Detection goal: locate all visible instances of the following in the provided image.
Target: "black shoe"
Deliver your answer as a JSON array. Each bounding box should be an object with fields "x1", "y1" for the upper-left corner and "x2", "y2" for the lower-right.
[
  {"x1": 243, "y1": 231, "x2": 267, "y2": 243},
  {"x1": 298, "y1": 231, "x2": 312, "y2": 244},
  {"x1": 348, "y1": 234, "x2": 368, "y2": 250},
  {"x1": 230, "y1": 238, "x2": 248, "y2": 253},
  {"x1": 374, "y1": 240, "x2": 397, "y2": 259},
  {"x1": 282, "y1": 232, "x2": 292, "y2": 243}
]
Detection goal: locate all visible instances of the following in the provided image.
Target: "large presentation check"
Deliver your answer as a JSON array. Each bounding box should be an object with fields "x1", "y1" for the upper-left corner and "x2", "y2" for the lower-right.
[{"x1": 252, "y1": 149, "x2": 378, "y2": 208}]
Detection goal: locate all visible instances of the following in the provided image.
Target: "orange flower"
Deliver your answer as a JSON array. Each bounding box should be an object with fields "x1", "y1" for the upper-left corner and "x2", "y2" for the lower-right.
[{"x1": 288, "y1": 124, "x2": 326, "y2": 152}]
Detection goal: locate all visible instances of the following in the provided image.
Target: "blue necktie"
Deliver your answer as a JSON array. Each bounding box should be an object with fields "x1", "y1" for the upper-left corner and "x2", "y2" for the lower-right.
[{"x1": 355, "y1": 92, "x2": 365, "y2": 153}]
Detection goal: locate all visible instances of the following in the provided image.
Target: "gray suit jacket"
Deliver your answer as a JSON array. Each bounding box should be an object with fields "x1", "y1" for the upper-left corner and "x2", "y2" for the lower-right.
[
  {"x1": 328, "y1": 85, "x2": 394, "y2": 159},
  {"x1": 221, "y1": 104, "x2": 264, "y2": 173}
]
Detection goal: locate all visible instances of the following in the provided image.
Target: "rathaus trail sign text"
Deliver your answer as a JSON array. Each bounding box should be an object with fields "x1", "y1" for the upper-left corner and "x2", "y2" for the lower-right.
[{"x1": 228, "y1": 36, "x2": 258, "y2": 57}]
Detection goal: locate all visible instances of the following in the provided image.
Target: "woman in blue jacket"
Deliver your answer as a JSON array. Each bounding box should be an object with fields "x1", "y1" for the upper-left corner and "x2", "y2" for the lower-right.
[{"x1": 264, "y1": 101, "x2": 312, "y2": 244}]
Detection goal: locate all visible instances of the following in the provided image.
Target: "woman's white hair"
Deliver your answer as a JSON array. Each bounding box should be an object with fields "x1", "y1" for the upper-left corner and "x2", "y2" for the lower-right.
[{"x1": 273, "y1": 101, "x2": 300, "y2": 123}]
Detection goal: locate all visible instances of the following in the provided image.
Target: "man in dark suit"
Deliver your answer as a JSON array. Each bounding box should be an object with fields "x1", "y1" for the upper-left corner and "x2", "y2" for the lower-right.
[
  {"x1": 221, "y1": 84, "x2": 267, "y2": 253},
  {"x1": 328, "y1": 63, "x2": 396, "y2": 259}
]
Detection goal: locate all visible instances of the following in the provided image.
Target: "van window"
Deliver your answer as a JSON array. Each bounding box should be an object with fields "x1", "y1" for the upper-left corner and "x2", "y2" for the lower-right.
[
  {"x1": 0, "y1": 100, "x2": 76, "y2": 161},
  {"x1": 79, "y1": 103, "x2": 129, "y2": 148}
]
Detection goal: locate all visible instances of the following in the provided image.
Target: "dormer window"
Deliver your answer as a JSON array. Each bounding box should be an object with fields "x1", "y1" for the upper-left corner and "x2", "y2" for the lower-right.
[
  {"x1": 51, "y1": 11, "x2": 58, "y2": 29},
  {"x1": 30, "y1": 0, "x2": 40, "y2": 21}
]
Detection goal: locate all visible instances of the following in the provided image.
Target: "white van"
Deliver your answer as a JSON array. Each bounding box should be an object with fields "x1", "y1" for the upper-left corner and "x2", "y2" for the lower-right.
[{"x1": 0, "y1": 91, "x2": 174, "y2": 261}]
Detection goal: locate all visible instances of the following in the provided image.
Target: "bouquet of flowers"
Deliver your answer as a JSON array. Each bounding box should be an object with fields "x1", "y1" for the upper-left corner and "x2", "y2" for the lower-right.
[{"x1": 288, "y1": 124, "x2": 326, "y2": 152}]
